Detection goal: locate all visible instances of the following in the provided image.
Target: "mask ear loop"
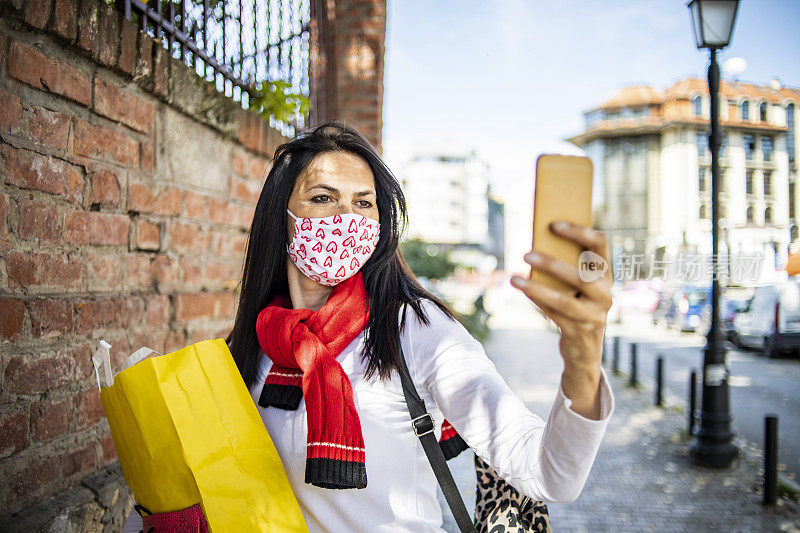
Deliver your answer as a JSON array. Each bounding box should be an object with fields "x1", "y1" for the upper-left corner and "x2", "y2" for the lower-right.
[{"x1": 287, "y1": 208, "x2": 298, "y2": 221}]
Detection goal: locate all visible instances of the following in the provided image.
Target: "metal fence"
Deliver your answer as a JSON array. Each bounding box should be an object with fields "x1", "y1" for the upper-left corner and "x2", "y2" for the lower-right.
[{"x1": 114, "y1": 0, "x2": 313, "y2": 135}]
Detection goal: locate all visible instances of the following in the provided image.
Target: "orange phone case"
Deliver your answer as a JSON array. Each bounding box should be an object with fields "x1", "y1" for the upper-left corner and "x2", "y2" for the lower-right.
[{"x1": 530, "y1": 154, "x2": 594, "y2": 292}]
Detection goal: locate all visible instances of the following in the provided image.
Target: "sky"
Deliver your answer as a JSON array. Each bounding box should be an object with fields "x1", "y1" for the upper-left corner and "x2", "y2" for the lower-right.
[{"x1": 382, "y1": 0, "x2": 800, "y2": 199}]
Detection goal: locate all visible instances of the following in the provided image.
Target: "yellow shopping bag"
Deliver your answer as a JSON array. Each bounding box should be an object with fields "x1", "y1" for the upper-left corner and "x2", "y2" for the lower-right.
[{"x1": 95, "y1": 338, "x2": 308, "y2": 532}]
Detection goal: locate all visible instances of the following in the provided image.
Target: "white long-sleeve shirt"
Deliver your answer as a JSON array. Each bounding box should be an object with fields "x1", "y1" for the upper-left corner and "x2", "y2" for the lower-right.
[{"x1": 123, "y1": 299, "x2": 614, "y2": 532}]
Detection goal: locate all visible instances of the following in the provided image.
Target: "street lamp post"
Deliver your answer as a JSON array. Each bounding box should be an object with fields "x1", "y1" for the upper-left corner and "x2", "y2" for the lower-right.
[{"x1": 687, "y1": 0, "x2": 740, "y2": 468}]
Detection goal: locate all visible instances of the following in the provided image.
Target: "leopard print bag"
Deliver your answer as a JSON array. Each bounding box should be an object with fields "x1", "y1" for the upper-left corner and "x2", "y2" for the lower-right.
[{"x1": 474, "y1": 455, "x2": 552, "y2": 533}]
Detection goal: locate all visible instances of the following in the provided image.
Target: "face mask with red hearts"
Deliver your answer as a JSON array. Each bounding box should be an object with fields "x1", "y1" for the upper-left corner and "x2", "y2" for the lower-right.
[{"x1": 287, "y1": 209, "x2": 380, "y2": 286}]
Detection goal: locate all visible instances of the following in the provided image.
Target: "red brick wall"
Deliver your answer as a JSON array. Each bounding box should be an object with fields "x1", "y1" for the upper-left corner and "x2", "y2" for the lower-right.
[
  {"x1": 0, "y1": 0, "x2": 287, "y2": 526},
  {"x1": 315, "y1": 0, "x2": 387, "y2": 151}
]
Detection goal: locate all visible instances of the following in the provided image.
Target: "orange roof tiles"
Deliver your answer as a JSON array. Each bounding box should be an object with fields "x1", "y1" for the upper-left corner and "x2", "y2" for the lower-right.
[{"x1": 595, "y1": 77, "x2": 800, "y2": 111}]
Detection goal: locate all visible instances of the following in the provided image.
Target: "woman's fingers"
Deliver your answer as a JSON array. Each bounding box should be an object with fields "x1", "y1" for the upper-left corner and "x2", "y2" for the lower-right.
[
  {"x1": 511, "y1": 275, "x2": 590, "y2": 321},
  {"x1": 524, "y1": 252, "x2": 611, "y2": 308},
  {"x1": 548, "y1": 221, "x2": 612, "y2": 283}
]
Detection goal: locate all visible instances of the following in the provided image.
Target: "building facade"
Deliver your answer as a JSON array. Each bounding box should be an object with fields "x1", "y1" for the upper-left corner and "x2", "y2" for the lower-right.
[{"x1": 568, "y1": 77, "x2": 799, "y2": 285}]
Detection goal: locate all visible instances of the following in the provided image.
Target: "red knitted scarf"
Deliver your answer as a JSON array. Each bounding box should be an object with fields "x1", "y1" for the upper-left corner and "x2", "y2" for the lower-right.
[{"x1": 255, "y1": 272, "x2": 468, "y2": 490}]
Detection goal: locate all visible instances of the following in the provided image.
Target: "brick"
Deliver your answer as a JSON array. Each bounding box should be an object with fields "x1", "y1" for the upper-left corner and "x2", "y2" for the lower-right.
[
  {"x1": 181, "y1": 257, "x2": 203, "y2": 285},
  {"x1": 74, "y1": 119, "x2": 139, "y2": 167},
  {"x1": 31, "y1": 398, "x2": 72, "y2": 441},
  {"x1": 208, "y1": 198, "x2": 238, "y2": 225},
  {"x1": 2, "y1": 144, "x2": 85, "y2": 203},
  {"x1": 4, "y1": 353, "x2": 76, "y2": 394},
  {"x1": 0, "y1": 89, "x2": 23, "y2": 133},
  {"x1": 0, "y1": 411, "x2": 28, "y2": 458},
  {"x1": 249, "y1": 158, "x2": 269, "y2": 180},
  {"x1": 183, "y1": 191, "x2": 206, "y2": 219},
  {"x1": 218, "y1": 292, "x2": 236, "y2": 317},
  {"x1": 5, "y1": 251, "x2": 83, "y2": 290},
  {"x1": 65, "y1": 210, "x2": 129, "y2": 246},
  {"x1": 26, "y1": 106, "x2": 71, "y2": 151},
  {"x1": 134, "y1": 219, "x2": 159, "y2": 251},
  {"x1": 125, "y1": 253, "x2": 154, "y2": 290},
  {"x1": 76, "y1": 0, "x2": 99, "y2": 58},
  {"x1": 88, "y1": 170, "x2": 121, "y2": 206},
  {"x1": 61, "y1": 444, "x2": 96, "y2": 479},
  {"x1": 18, "y1": 198, "x2": 60, "y2": 243},
  {"x1": 0, "y1": 298, "x2": 26, "y2": 342},
  {"x1": 23, "y1": 0, "x2": 50, "y2": 29},
  {"x1": 7, "y1": 41, "x2": 91, "y2": 106},
  {"x1": 86, "y1": 252, "x2": 123, "y2": 290},
  {"x1": 94, "y1": 77, "x2": 155, "y2": 134},
  {"x1": 205, "y1": 260, "x2": 240, "y2": 287},
  {"x1": 133, "y1": 31, "x2": 153, "y2": 85},
  {"x1": 153, "y1": 255, "x2": 180, "y2": 288},
  {"x1": 209, "y1": 231, "x2": 247, "y2": 258},
  {"x1": 230, "y1": 175, "x2": 262, "y2": 205},
  {"x1": 74, "y1": 296, "x2": 144, "y2": 334},
  {"x1": 175, "y1": 292, "x2": 219, "y2": 321},
  {"x1": 100, "y1": 431, "x2": 117, "y2": 463},
  {"x1": 117, "y1": 19, "x2": 137, "y2": 74},
  {"x1": 98, "y1": 6, "x2": 119, "y2": 67},
  {"x1": 0, "y1": 193, "x2": 8, "y2": 234},
  {"x1": 140, "y1": 142, "x2": 155, "y2": 172},
  {"x1": 145, "y1": 294, "x2": 170, "y2": 326},
  {"x1": 153, "y1": 45, "x2": 167, "y2": 97},
  {"x1": 26, "y1": 298, "x2": 73, "y2": 338},
  {"x1": 239, "y1": 205, "x2": 255, "y2": 229},
  {"x1": 231, "y1": 150, "x2": 247, "y2": 176},
  {"x1": 75, "y1": 388, "x2": 104, "y2": 428},
  {"x1": 51, "y1": 0, "x2": 77, "y2": 41},
  {"x1": 127, "y1": 182, "x2": 181, "y2": 216},
  {"x1": 168, "y1": 222, "x2": 208, "y2": 254},
  {"x1": 7, "y1": 456, "x2": 60, "y2": 511}
]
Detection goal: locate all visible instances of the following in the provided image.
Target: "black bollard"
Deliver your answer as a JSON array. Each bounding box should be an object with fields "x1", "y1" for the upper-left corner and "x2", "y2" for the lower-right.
[
  {"x1": 613, "y1": 337, "x2": 620, "y2": 375},
  {"x1": 655, "y1": 355, "x2": 664, "y2": 407},
  {"x1": 764, "y1": 415, "x2": 778, "y2": 505},
  {"x1": 628, "y1": 343, "x2": 638, "y2": 387},
  {"x1": 689, "y1": 370, "x2": 697, "y2": 435}
]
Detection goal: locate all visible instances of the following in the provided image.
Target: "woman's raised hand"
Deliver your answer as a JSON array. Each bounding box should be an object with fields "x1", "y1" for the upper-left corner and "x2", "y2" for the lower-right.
[{"x1": 510, "y1": 221, "x2": 613, "y2": 419}]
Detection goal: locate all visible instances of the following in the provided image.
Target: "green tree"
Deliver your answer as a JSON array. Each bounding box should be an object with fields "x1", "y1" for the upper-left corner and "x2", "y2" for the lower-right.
[{"x1": 399, "y1": 239, "x2": 456, "y2": 280}]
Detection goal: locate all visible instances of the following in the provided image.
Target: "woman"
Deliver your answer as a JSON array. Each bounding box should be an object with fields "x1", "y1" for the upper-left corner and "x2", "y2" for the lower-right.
[{"x1": 125, "y1": 121, "x2": 614, "y2": 531}]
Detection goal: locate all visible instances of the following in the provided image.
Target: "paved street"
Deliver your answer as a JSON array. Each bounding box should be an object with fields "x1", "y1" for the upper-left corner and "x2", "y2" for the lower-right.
[
  {"x1": 608, "y1": 311, "x2": 800, "y2": 482},
  {"x1": 435, "y1": 287, "x2": 800, "y2": 531}
]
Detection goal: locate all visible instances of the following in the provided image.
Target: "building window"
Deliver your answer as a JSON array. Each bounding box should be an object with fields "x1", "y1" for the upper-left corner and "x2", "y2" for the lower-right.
[
  {"x1": 788, "y1": 103, "x2": 795, "y2": 162},
  {"x1": 696, "y1": 132, "x2": 708, "y2": 155},
  {"x1": 760, "y1": 101, "x2": 768, "y2": 122},
  {"x1": 790, "y1": 181, "x2": 796, "y2": 219},
  {"x1": 746, "y1": 170, "x2": 754, "y2": 194},
  {"x1": 764, "y1": 171, "x2": 772, "y2": 196},
  {"x1": 741, "y1": 101, "x2": 750, "y2": 121},
  {"x1": 692, "y1": 96, "x2": 702, "y2": 116},
  {"x1": 762, "y1": 136, "x2": 774, "y2": 161},
  {"x1": 698, "y1": 168, "x2": 707, "y2": 192},
  {"x1": 699, "y1": 204, "x2": 707, "y2": 219},
  {"x1": 744, "y1": 134, "x2": 756, "y2": 160},
  {"x1": 765, "y1": 206, "x2": 773, "y2": 224},
  {"x1": 746, "y1": 205, "x2": 754, "y2": 222}
]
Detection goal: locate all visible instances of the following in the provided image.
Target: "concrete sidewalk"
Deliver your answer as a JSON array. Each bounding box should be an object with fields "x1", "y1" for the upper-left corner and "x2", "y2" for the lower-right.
[{"x1": 437, "y1": 326, "x2": 800, "y2": 532}]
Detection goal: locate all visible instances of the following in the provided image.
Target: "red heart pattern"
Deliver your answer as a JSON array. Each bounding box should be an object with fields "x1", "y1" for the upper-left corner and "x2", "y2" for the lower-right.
[{"x1": 288, "y1": 212, "x2": 380, "y2": 287}]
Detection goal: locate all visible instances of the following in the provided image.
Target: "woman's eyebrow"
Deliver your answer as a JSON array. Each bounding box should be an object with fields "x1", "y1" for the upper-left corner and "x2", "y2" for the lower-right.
[{"x1": 308, "y1": 184, "x2": 375, "y2": 197}]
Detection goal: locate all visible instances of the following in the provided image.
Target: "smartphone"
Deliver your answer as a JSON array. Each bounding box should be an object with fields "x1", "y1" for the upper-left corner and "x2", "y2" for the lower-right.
[{"x1": 530, "y1": 154, "x2": 594, "y2": 292}]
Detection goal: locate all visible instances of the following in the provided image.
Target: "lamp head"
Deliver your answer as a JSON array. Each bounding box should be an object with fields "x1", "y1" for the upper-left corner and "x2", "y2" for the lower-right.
[{"x1": 688, "y1": 0, "x2": 740, "y2": 49}]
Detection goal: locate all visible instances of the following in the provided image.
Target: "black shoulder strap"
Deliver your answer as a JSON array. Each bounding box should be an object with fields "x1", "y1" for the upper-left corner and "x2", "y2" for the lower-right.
[{"x1": 397, "y1": 303, "x2": 476, "y2": 533}]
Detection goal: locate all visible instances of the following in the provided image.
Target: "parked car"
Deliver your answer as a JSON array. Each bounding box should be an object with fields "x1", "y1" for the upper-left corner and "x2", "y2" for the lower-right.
[
  {"x1": 669, "y1": 285, "x2": 711, "y2": 332},
  {"x1": 731, "y1": 280, "x2": 800, "y2": 357}
]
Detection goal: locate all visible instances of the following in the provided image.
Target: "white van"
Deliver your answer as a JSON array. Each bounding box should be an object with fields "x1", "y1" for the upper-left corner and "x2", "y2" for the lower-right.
[{"x1": 732, "y1": 279, "x2": 800, "y2": 357}]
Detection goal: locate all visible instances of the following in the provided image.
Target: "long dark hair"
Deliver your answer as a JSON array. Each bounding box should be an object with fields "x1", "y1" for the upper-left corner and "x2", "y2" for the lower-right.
[{"x1": 226, "y1": 121, "x2": 458, "y2": 390}]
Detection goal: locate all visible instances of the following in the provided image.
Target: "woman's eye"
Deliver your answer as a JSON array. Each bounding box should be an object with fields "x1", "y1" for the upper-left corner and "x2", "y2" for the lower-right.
[
  {"x1": 357, "y1": 200, "x2": 373, "y2": 209},
  {"x1": 311, "y1": 195, "x2": 330, "y2": 203}
]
